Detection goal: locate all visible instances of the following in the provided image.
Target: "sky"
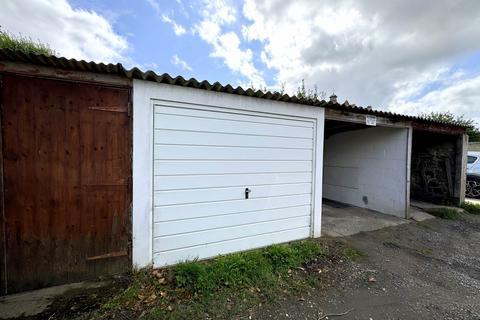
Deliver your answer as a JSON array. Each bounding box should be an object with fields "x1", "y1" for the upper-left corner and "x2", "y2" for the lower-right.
[{"x1": 1, "y1": 0, "x2": 480, "y2": 124}]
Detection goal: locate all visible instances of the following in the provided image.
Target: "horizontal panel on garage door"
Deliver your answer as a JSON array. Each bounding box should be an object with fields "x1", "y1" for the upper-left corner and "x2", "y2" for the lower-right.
[
  {"x1": 154, "y1": 130, "x2": 313, "y2": 149},
  {"x1": 154, "y1": 114, "x2": 313, "y2": 138},
  {"x1": 154, "y1": 183, "x2": 311, "y2": 206},
  {"x1": 153, "y1": 104, "x2": 315, "y2": 266},
  {"x1": 154, "y1": 216, "x2": 311, "y2": 252},
  {"x1": 154, "y1": 172, "x2": 312, "y2": 190},
  {"x1": 154, "y1": 104, "x2": 315, "y2": 128},
  {"x1": 154, "y1": 205, "x2": 311, "y2": 237},
  {"x1": 154, "y1": 194, "x2": 312, "y2": 221},
  {"x1": 154, "y1": 145, "x2": 313, "y2": 160},
  {"x1": 154, "y1": 160, "x2": 312, "y2": 175}
]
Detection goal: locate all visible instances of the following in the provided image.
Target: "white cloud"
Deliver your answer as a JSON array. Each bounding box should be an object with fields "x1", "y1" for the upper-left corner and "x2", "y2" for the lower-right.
[
  {"x1": 146, "y1": 0, "x2": 161, "y2": 14},
  {"x1": 194, "y1": 0, "x2": 265, "y2": 87},
  {"x1": 171, "y1": 54, "x2": 192, "y2": 71},
  {"x1": 161, "y1": 15, "x2": 186, "y2": 36},
  {"x1": 199, "y1": 0, "x2": 236, "y2": 26},
  {"x1": 392, "y1": 74, "x2": 480, "y2": 125},
  {"x1": 240, "y1": 0, "x2": 480, "y2": 120},
  {"x1": 0, "y1": 0, "x2": 129, "y2": 63},
  {"x1": 146, "y1": 0, "x2": 187, "y2": 36}
]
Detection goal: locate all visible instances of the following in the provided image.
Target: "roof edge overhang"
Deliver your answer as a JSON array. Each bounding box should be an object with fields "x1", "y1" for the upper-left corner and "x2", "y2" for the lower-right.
[{"x1": 0, "y1": 49, "x2": 467, "y2": 133}]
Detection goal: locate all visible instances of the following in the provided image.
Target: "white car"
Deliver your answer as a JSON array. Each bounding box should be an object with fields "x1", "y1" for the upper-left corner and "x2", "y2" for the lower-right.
[{"x1": 466, "y1": 151, "x2": 480, "y2": 198}]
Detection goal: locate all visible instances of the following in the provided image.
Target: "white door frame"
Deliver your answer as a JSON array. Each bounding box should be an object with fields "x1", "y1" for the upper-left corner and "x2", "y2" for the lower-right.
[{"x1": 132, "y1": 80, "x2": 325, "y2": 268}]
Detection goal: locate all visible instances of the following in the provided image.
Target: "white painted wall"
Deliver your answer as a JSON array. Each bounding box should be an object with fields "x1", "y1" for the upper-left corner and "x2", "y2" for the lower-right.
[
  {"x1": 323, "y1": 126, "x2": 409, "y2": 218},
  {"x1": 133, "y1": 80, "x2": 325, "y2": 268}
]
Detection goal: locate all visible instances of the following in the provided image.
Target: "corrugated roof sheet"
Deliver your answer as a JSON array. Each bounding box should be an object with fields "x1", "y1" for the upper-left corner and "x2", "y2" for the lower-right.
[{"x1": 0, "y1": 49, "x2": 465, "y2": 128}]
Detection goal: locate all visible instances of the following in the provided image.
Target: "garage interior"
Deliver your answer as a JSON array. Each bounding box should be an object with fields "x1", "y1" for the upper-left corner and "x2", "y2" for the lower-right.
[
  {"x1": 410, "y1": 128, "x2": 466, "y2": 206},
  {"x1": 321, "y1": 116, "x2": 413, "y2": 236},
  {"x1": 322, "y1": 115, "x2": 468, "y2": 237},
  {"x1": 322, "y1": 119, "x2": 409, "y2": 217}
]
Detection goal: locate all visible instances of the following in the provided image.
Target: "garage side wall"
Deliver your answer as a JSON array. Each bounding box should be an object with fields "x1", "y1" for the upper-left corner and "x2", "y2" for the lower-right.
[
  {"x1": 323, "y1": 126, "x2": 409, "y2": 217},
  {"x1": 132, "y1": 80, "x2": 325, "y2": 268}
]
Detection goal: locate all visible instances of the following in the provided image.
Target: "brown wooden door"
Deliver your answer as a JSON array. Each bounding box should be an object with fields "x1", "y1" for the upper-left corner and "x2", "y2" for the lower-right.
[{"x1": 0, "y1": 75, "x2": 131, "y2": 294}]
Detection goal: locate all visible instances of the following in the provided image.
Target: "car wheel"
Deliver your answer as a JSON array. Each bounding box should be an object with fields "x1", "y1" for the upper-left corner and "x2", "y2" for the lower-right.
[{"x1": 466, "y1": 176, "x2": 480, "y2": 199}]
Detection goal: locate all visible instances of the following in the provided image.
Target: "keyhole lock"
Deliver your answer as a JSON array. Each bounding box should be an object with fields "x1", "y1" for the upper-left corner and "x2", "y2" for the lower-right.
[{"x1": 245, "y1": 188, "x2": 251, "y2": 199}]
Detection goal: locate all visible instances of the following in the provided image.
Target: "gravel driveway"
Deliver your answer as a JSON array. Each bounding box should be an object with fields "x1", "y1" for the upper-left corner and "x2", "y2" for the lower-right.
[{"x1": 253, "y1": 213, "x2": 480, "y2": 320}]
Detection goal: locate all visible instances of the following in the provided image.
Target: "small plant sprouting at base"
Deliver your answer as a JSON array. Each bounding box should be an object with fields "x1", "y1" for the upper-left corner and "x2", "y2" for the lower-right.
[{"x1": 425, "y1": 208, "x2": 460, "y2": 220}]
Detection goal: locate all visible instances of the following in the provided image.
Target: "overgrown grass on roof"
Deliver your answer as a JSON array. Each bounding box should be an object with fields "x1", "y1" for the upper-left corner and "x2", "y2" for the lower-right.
[{"x1": 0, "y1": 27, "x2": 55, "y2": 56}]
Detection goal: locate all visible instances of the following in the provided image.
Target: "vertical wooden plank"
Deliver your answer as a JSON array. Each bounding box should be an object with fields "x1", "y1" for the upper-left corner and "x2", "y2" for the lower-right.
[
  {"x1": 0, "y1": 74, "x2": 7, "y2": 295},
  {"x1": 78, "y1": 84, "x2": 131, "y2": 278}
]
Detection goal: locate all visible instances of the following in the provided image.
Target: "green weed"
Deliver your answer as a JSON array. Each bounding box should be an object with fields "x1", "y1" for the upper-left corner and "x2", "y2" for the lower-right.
[
  {"x1": 101, "y1": 239, "x2": 326, "y2": 319},
  {"x1": 461, "y1": 202, "x2": 480, "y2": 215},
  {"x1": 343, "y1": 247, "x2": 364, "y2": 261},
  {"x1": 425, "y1": 208, "x2": 460, "y2": 220},
  {"x1": 173, "y1": 240, "x2": 323, "y2": 295}
]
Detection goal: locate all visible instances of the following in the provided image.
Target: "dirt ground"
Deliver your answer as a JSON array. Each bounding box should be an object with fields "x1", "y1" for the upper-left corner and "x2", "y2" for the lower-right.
[
  {"x1": 254, "y1": 213, "x2": 480, "y2": 320},
  {"x1": 3, "y1": 213, "x2": 480, "y2": 320}
]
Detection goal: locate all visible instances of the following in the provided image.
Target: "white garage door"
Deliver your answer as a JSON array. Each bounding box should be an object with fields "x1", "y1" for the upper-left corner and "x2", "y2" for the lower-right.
[{"x1": 153, "y1": 104, "x2": 315, "y2": 266}]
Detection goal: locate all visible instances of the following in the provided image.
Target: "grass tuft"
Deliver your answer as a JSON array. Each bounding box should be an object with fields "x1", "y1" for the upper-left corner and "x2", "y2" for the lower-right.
[
  {"x1": 343, "y1": 247, "x2": 364, "y2": 261},
  {"x1": 0, "y1": 27, "x2": 56, "y2": 55},
  {"x1": 460, "y1": 202, "x2": 480, "y2": 215},
  {"x1": 172, "y1": 240, "x2": 324, "y2": 296},
  {"x1": 101, "y1": 239, "x2": 327, "y2": 318},
  {"x1": 425, "y1": 208, "x2": 460, "y2": 220}
]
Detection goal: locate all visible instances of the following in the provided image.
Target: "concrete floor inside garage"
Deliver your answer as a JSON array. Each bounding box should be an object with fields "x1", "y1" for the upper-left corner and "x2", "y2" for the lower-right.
[
  {"x1": 320, "y1": 199, "x2": 452, "y2": 238},
  {"x1": 321, "y1": 199, "x2": 410, "y2": 237}
]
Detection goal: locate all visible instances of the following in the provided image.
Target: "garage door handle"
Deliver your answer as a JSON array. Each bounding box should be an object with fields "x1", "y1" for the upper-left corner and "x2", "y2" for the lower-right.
[{"x1": 245, "y1": 188, "x2": 251, "y2": 199}]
